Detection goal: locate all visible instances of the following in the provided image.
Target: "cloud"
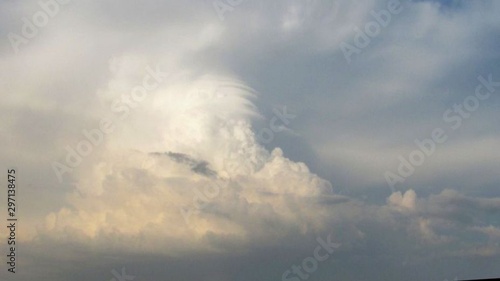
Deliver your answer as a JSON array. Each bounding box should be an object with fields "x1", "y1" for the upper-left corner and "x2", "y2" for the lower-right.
[
  {"x1": 34, "y1": 61, "x2": 337, "y2": 256},
  {"x1": 388, "y1": 189, "x2": 417, "y2": 211},
  {"x1": 1, "y1": 0, "x2": 500, "y2": 280}
]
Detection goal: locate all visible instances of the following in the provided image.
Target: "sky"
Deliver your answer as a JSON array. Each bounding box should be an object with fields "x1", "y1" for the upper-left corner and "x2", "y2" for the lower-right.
[{"x1": 1, "y1": 0, "x2": 500, "y2": 280}]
